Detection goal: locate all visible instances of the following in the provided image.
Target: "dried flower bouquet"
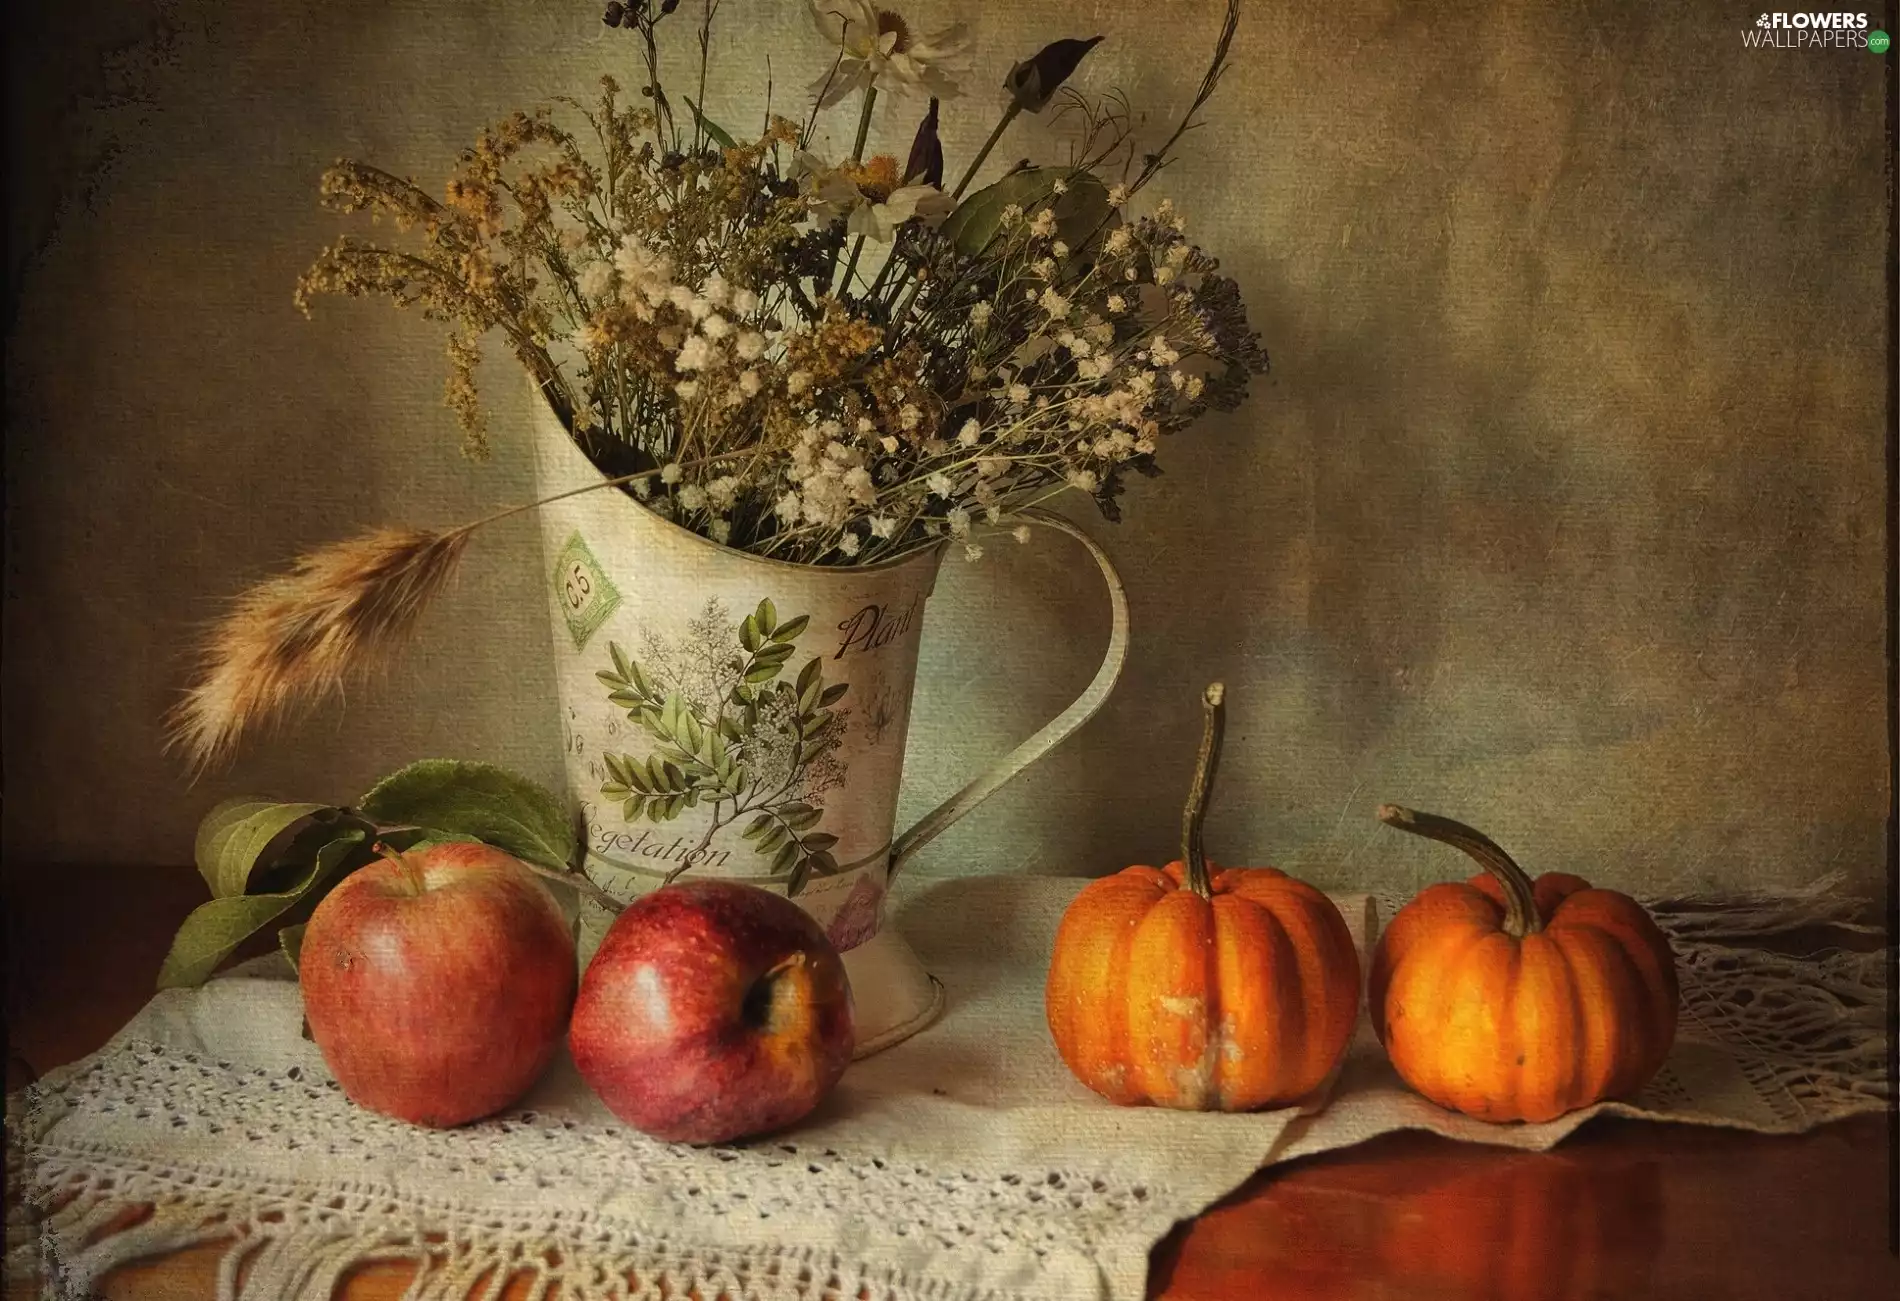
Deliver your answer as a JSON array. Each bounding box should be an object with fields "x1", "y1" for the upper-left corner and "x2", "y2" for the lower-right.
[{"x1": 171, "y1": 0, "x2": 1267, "y2": 768}]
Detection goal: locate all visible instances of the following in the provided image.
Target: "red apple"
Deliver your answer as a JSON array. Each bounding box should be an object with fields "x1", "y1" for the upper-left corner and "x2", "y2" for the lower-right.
[
  {"x1": 300, "y1": 840, "x2": 577, "y2": 1128},
  {"x1": 569, "y1": 880, "x2": 854, "y2": 1143}
]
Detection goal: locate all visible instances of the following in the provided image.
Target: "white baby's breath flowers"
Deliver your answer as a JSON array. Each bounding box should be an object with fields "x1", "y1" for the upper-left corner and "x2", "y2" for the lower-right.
[
  {"x1": 577, "y1": 261, "x2": 615, "y2": 301},
  {"x1": 964, "y1": 543, "x2": 983, "y2": 562},
  {"x1": 661, "y1": 463, "x2": 683, "y2": 484},
  {"x1": 927, "y1": 471, "x2": 955, "y2": 497},
  {"x1": 837, "y1": 532, "x2": 862, "y2": 557},
  {"x1": 787, "y1": 370, "x2": 812, "y2": 394},
  {"x1": 870, "y1": 515, "x2": 897, "y2": 539},
  {"x1": 1000, "y1": 202, "x2": 1023, "y2": 225},
  {"x1": 1013, "y1": 525, "x2": 1032, "y2": 544},
  {"x1": 700, "y1": 271, "x2": 732, "y2": 307},
  {"x1": 675, "y1": 334, "x2": 716, "y2": 372},
  {"x1": 1066, "y1": 468, "x2": 1099, "y2": 492},
  {"x1": 899, "y1": 404, "x2": 922, "y2": 430},
  {"x1": 707, "y1": 476, "x2": 740, "y2": 510},
  {"x1": 735, "y1": 331, "x2": 767, "y2": 361},
  {"x1": 1051, "y1": 178, "x2": 1069, "y2": 195},
  {"x1": 775, "y1": 490, "x2": 802, "y2": 523},
  {"x1": 678, "y1": 484, "x2": 708, "y2": 511},
  {"x1": 1008, "y1": 382, "x2": 1031, "y2": 405},
  {"x1": 739, "y1": 369, "x2": 763, "y2": 396},
  {"x1": 1051, "y1": 241, "x2": 1069, "y2": 260},
  {"x1": 709, "y1": 519, "x2": 732, "y2": 544},
  {"x1": 880, "y1": 434, "x2": 900, "y2": 453},
  {"x1": 1039, "y1": 287, "x2": 1071, "y2": 320},
  {"x1": 1030, "y1": 208, "x2": 1058, "y2": 238},
  {"x1": 969, "y1": 302, "x2": 992, "y2": 326},
  {"x1": 957, "y1": 418, "x2": 981, "y2": 447},
  {"x1": 1107, "y1": 183, "x2": 1129, "y2": 207},
  {"x1": 674, "y1": 379, "x2": 699, "y2": 400},
  {"x1": 700, "y1": 314, "x2": 732, "y2": 340},
  {"x1": 1104, "y1": 227, "x2": 1132, "y2": 256},
  {"x1": 946, "y1": 507, "x2": 970, "y2": 539},
  {"x1": 1106, "y1": 293, "x2": 1127, "y2": 313}
]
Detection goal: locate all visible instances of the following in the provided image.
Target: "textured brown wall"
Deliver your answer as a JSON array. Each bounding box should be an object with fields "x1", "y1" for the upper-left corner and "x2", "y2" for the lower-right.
[{"x1": 3, "y1": 0, "x2": 1889, "y2": 899}]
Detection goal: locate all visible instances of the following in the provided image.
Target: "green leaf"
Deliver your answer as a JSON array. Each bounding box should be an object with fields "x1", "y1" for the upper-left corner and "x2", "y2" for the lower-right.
[
  {"x1": 358, "y1": 760, "x2": 577, "y2": 873},
  {"x1": 278, "y1": 923, "x2": 307, "y2": 975},
  {"x1": 630, "y1": 661, "x2": 656, "y2": 701},
  {"x1": 770, "y1": 840, "x2": 800, "y2": 875},
  {"x1": 802, "y1": 832, "x2": 839, "y2": 854},
  {"x1": 610, "y1": 641, "x2": 633, "y2": 682},
  {"x1": 820, "y1": 682, "x2": 850, "y2": 707},
  {"x1": 158, "y1": 829, "x2": 366, "y2": 990},
  {"x1": 597, "y1": 668, "x2": 628, "y2": 689},
  {"x1": 744, "y1": 663, "x2": 782, "y2": 684},
  {"x1": 941, "y1": 168, "x2": 1111, "y2": 259},
  {"x1": 193, "y1": 799, "x2": 337, "y2": 898},
  {"x1": 622, "y1": 795, "x2": 646, "y2": 821},
  {"x1": 757, "y1": 598, "x2": 777, "y2": 637},
  {"x1": 800, "y1": 714, "x2": 832, "y2": 741},
  {"x1": 742, "y1": 813, "x2": 775, "y2": 840},
  {"x1": 784, "y1": 806, "x2": 823, "y2": 831},
  {"x1": 758, "y1": 822, "x2": 791, "y2": 855},
  {"x1": 771, "y1": 614, "x2": 811, "y2": 643},
  {"x1": 683, "y1": 95, "x2": 738, "y2": 150},
  {"x1": 754, "y1": 642, "x2": 796, "y2": 665},
  {"x1": 786, "y1": 857, "x2": 813, "y2": 898},
  {"x1": 796, "y1": 657, "x2": 823, "y2": 696},
  {"x1": 718, "y1": 715, "x2": 745, "y2": 742},
  {"x1": 681, "y1": 710, "x2": 705, "y2": 754},
  {"x1": 662, "y1": 760, "x2": 687, "y2": 793},
  {"x1": 661, "y1": 693, "x2": 686, "y2": 739},
  {"x1": 809, "y1": 849, "x2": 840, "y2": 876}
]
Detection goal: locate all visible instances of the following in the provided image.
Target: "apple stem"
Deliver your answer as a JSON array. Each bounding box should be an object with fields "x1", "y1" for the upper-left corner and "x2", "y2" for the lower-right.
[{"x1": 374, "y1": 841, "x2": 427, "y2": 895}]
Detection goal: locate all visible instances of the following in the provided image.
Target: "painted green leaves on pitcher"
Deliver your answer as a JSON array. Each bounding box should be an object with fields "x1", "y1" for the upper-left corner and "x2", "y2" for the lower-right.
[{"x1": 595, "y1": 596, "x2": 849, "y2": 895}]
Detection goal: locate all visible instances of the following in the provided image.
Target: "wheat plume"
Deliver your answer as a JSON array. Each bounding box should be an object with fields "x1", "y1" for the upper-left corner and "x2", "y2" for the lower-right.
[{"x1": 167, "y1": 526, "x2": 474, "y2": 773}]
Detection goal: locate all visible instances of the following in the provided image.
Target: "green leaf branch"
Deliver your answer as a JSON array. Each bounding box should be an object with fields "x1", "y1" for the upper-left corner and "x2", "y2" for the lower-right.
[{"x1": 594, "y1": 598, "x2": 849, "y2": 894}]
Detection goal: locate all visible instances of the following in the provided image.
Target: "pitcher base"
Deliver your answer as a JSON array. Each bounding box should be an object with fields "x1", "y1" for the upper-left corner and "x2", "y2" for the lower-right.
[{"x1": 841, "y1": 926, "x2": 945, "y2": 1058}]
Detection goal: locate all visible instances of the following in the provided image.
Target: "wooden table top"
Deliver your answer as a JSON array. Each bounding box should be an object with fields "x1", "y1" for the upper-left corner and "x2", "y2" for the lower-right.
[{"x1": 6, "y1": 864, "x2": 1896, "y2": 1301}]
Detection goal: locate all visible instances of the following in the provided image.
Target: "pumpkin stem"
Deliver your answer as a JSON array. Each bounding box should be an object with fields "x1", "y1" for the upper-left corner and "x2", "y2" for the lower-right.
[
  {"x1": 1376, "y1": 805, "x2": 1543, "y2": 937},
  {"x1": 1181, "y1": 683, "x2": 1226, "y2": 901}
]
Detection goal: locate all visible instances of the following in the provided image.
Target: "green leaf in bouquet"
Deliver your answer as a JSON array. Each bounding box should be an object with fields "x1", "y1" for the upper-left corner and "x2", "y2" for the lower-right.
[
  {"x1": 683, "y1": 95, "x2": 738, "y2": 150},
  {"x1": 819, "y1": 682, "x2": 849, "y2": 707},
  {"x1": 194, "y1": 798, "x2": 337, "y2": 898},
  {"x1": 771, "y1": 614, "x2": 810, "y2": 643},
  {"x1": 942, "y1": 169, "x2": 1112, "y2": 259},
  {"x1": 757, "y1": 598, "x2": 777, "y2": 636},
  {"x1": 158, "y1": 828, "x2": 366, "y2": 990},
  {"x1": 358, "y1": 759, "x2": 577, "y2": 873}
]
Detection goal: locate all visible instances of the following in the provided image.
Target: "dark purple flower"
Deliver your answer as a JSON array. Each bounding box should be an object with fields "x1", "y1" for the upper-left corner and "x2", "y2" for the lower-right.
[{"x1": 1005, "y1": 35, "x2": 1104, "y2": 113}]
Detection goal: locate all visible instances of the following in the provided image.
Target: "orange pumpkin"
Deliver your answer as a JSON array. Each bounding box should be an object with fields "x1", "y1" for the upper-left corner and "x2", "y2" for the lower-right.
[
  {"x1": 1369, "y1": 805, "x2": 1679, "y2": 1123},
  {"x1": 1045, "y1": 683, "x2": 1361, "y2": 1111}
]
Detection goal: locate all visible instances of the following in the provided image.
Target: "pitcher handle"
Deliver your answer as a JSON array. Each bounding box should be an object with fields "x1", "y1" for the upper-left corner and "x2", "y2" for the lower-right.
[{"x1": 888, "y1": 508, "x2": 1130, "y2": 881}]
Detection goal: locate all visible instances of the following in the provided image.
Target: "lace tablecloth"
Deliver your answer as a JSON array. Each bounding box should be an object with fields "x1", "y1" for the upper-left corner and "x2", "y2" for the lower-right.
[{"x1": 8, "y1": 873, "x2": 1890, "y2": 1301}]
